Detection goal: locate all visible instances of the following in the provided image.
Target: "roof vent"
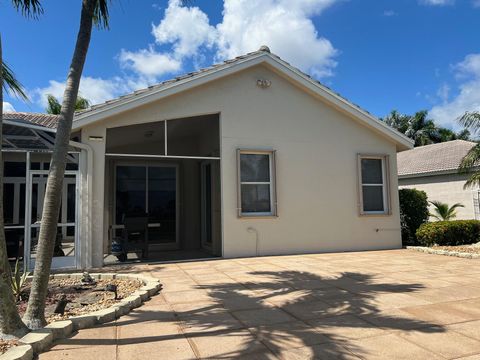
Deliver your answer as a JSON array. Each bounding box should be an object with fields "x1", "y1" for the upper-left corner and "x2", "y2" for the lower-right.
[{"x1": 259, "y1": 45, "x2": 271, "y2": 53}]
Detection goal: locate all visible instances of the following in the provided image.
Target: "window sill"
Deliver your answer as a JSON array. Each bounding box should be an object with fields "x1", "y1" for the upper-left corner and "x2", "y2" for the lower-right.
[
  {"x1": 238, "y1": 214, "x2": 278, "y2": 219},
  {"x1": 359, "y1": 212, "x2": 392, "y2": 217}
]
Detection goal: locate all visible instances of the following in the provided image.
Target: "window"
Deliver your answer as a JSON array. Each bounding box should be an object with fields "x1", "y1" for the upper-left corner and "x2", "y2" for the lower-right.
[
  {"x1": 237, "y1": 150, "x2": 277, "y2": 217},
  {"x1": 358, "y1": 155, "x2": 390, "y2": 215}
]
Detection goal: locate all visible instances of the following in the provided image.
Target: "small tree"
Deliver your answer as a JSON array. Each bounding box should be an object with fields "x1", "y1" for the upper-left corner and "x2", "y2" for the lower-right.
[
  {"x1": 429, "y1": 201, "x2": 464, "y2": 221},
  {"x1": 399, "y1": 189, "x2": 429, "y2": 245}
]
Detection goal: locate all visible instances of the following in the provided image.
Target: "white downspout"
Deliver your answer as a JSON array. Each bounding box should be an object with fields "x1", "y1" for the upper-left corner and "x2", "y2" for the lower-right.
[{"x1": 69, "y1": 139, "x2": 93, "y2": 269}]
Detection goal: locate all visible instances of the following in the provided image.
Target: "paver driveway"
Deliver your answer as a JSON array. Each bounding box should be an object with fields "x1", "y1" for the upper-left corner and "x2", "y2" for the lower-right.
[{"x1": 40, "y1": 250, "x2": 480, "y2": 359}]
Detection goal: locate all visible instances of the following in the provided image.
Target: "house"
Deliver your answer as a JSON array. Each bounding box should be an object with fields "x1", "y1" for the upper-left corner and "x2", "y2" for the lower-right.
[
  {"x1": 398, "y1": 140, "x2": 479, "y2": 220},
  {"x1": 2, "y1": 46, "x2": 413, "y2": 269}
]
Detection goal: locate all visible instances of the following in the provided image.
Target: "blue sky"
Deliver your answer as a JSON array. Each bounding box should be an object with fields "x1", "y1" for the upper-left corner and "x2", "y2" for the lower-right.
[{"x1": 2, "y1": 0, "x2": 480, "y2": 129}]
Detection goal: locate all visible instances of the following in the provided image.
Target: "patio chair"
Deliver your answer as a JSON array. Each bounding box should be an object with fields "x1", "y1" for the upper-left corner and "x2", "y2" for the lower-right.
[{"x1": 121, "y1": 215, "x2": 149, "y2": 260}]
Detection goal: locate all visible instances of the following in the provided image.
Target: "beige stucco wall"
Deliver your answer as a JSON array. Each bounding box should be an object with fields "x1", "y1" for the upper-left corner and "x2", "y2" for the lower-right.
[
  {"x1": 399, "y1": 174, "x2": 479, "y2": 220},
  {"x1": 80, "y1": 64, "x2": 403, "y2": 266}
]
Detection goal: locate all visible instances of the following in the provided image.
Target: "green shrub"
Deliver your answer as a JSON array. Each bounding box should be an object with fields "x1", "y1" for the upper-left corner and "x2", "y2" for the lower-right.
[
  {"x1": 416, "y1": 220, "x2": 480, "y2": 247},
  {"x1": 399, "y1": 189, "x2": 429, "y2": 245}
]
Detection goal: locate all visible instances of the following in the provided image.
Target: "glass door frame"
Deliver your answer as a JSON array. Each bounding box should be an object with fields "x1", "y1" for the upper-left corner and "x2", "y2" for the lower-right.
[
  {"x1": 200, "y1": 160, "x2": 214, "y2": 251},
  {"x1": 112, "y1": 161, "x2": 180, "y2": 251},
  {"x1": 24, "y1": 169, "x2": 80, "y2": 270}
]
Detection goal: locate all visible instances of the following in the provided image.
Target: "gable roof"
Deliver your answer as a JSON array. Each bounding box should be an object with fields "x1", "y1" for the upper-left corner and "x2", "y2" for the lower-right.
[
  {"x1": 397, "y1": 140, "x2": 477, "y2": 178},
  {"x1": 69, "y1": 46, "x2": 412, "y2": 151},
  {"x1": 4, "y1": 112, "x2": 59, "y2": 129}
]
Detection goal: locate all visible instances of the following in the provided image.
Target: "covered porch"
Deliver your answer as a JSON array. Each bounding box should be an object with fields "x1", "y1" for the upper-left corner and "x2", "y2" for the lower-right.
[{"x1": 102, "y1": 113, "x2": 222, "y2": 264}]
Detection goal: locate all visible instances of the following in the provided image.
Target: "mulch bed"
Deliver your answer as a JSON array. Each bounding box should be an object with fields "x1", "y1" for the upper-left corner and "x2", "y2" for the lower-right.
[
  {"x1": 16, "y1": 277, "x2": 142, "y2": 323},
  {"x1": 1, "y1": 275, "x2": 142, "y2": 355},
  {"x1": 0, "y1": 339, "x2": 18, "y2": 355}
]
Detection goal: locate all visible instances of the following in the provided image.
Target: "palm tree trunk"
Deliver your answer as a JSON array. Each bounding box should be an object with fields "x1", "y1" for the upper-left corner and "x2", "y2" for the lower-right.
[
  {"x1": 0, "y1": 34, "x2": 29, "y2": 339},
  {"x1": 23, "y1": 0, "x2": 96, "y2": 329}
]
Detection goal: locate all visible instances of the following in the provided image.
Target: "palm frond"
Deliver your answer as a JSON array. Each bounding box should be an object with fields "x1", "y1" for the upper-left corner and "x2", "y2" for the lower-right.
[
  {"x1": 45, "y1": 94, "x2": 62, "y2": 114},
  {"x1": 11, "y1": 0, "x2": 43, "y2": 18},
  {"x1": 464, "y1": 172, "x2": 480, "y2": 190},
  {"x1": 75, "y1": 95, "x2": 90, "y2": 111},
  {"x1": 2, "y1": 62, "x2": 28, "y2": 101},
  {"x1": 459, "y1": 143, "x2": 480, "y2": 174},
  {"x1": 93, "y1": 0, "x2": 111, "y2": 29},
  {"x1": 459, "y1": 111, "x2": 480, "y2": 134},
  {"x1": 429, "y1": 214, "x2": 441, "y2": 221},
  {"x1": 446, "y1": 203, "x2": 464, "y2": 219},
  {"x1": 429, "y1": 200, "x2": 463, "y2": 221}
]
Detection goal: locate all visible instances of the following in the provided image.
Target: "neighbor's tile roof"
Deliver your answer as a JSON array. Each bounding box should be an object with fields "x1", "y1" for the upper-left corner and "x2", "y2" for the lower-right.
[
  {"x1": 3, "y1": 112, "x2": 59, "y2": 129},
  {"x1": 397, "y1": 140, "x2": 477, "y2": 177}
]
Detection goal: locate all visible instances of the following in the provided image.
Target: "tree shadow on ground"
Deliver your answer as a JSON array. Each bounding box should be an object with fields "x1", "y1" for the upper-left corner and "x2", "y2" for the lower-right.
[{"x1": 48, "y1": 270, "x2": 444, "y2": 359}]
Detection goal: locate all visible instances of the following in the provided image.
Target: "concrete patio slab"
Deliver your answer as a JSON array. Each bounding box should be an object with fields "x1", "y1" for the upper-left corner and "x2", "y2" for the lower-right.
[
  {"x1": 186, "y1": 329, "x2": 273, "y2": 358},
  {"x1": 350, "y1": 333, "x2": 443, "y2": 359},
  {"x1": 399, "y1": 327, "x2": 480, "y2": 359},
  {"x1": 39, "y1": 250, "x2": 480, "y2": 359}
]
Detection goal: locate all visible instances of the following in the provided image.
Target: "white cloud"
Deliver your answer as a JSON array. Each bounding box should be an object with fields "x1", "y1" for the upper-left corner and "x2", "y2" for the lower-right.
[
  {"x1": 33, "y1": 76, "x2": 138, "y2": 108},
  {"x1": 215, "y1": 0, "x2": 338, "y2": 77},
  {"x1": 383, "y1": 10, "x2": 397, "y2": 16},
  {"x1": 152, "y1": 0, "x2": 216, "y2": 58},
  {"x1": 118, "y1": 0, "x2": 215, "y2": 81},
  {"x1": 430, "y1": 53, "x2": 480, "y2": 129},
  {"x1": 3, "y1": 102, "x2": 15, "y2": 112},
  {"x1": 121, "y1": 0, "x2": 339, "y2": 80},
  {"x1": 119, "y1": 47, "x2": 181, "y2": 79},
  {"x1": 473, "y1": 0, "x2": 480, "y2": 7},
  {"x1": 436, "y1": 83, "x2": 450, "y2": 103},
  {"x1": 419, "y1": 0, "x2": 455, "y2": 5}
]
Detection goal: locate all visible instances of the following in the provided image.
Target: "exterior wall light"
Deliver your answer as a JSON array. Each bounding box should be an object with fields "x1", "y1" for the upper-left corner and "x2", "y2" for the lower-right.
[{"x1": 256, "y1": 79, "x2": 272, "y2": 89}]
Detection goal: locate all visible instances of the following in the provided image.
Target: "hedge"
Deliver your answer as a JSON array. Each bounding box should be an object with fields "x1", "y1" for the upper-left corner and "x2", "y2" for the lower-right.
[
  {"x1": 416, "y1": 220, "x2": 480, "y2": 247},
  {"x1": 399, "y1": 189, "x2": 429, "y2": 245}
]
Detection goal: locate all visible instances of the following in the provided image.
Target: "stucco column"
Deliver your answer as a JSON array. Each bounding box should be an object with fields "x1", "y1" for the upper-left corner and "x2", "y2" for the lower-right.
[{"x1": 82, "y1": 126, "x2": 106, "y2": 268}]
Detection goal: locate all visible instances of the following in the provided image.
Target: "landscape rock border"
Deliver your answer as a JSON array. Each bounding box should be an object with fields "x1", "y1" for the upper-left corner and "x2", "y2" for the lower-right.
[
  {"x1": 0, "y1": 273, "x2": 161, "y2": 360},
  {"x1": 407, "y1": 246, "x2": 480, "y2": 259}
]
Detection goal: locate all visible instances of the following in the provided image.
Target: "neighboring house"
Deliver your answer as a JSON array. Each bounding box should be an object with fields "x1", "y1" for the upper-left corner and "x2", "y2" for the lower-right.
[
  {"x1": 398, "y1": 140, "x2": 479, "y2": 220},
  {"x1": 2, "y1": 46, "x2": 413, "y2": 270}
]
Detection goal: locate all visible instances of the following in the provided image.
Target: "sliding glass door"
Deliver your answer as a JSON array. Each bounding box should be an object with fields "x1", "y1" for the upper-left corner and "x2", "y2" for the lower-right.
[{"x1": 114, "y1": 163, "x2": 179, "y2": 251}]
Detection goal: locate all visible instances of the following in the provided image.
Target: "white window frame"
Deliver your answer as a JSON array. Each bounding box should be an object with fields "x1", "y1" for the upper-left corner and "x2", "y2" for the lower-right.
[
  {"x1": 358, "y1": 154, "x2": 391, "y2": 216},
  {"x1": 237, "y1": 149, "x2": 277, "y2": 218}
]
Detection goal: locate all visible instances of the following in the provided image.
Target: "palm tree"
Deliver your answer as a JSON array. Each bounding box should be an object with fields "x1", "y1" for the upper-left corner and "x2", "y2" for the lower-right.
[
  {"x1": 46, "y1": 94, "x2": 90, "y2": 114},
  {"x1": 405, "y1": 110, "x2": 440, "y2": 146},
  {"x1": 458, "y1": 111, "x2": 480, "y2": 189},
  {"x1": 384, "y1": 109, "x2": 471, "y2": 145},
  {"x1": 383, "y1": 110, "x2": 410, "y2": 134},
  {"x1": 429, "y1": 201, "x2": 464, "y2": 221},
  {"x1": 438, "y1": 127, "x2": 471, "y2": 142},
  {"x1": 0, "y1": 0, "x2": 43, "y2": 339},
  {"x1": 382, "y1": 110, "x2": 440, "y2": 146},
  {"x1": 23, "y1": 0, "x2": 110, "y2": 329}
]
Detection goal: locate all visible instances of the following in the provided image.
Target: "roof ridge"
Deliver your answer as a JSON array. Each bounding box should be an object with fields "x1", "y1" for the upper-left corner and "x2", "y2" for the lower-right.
[{"x1": 407, "y1": 139, "x2": 477, "y2": 151}]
